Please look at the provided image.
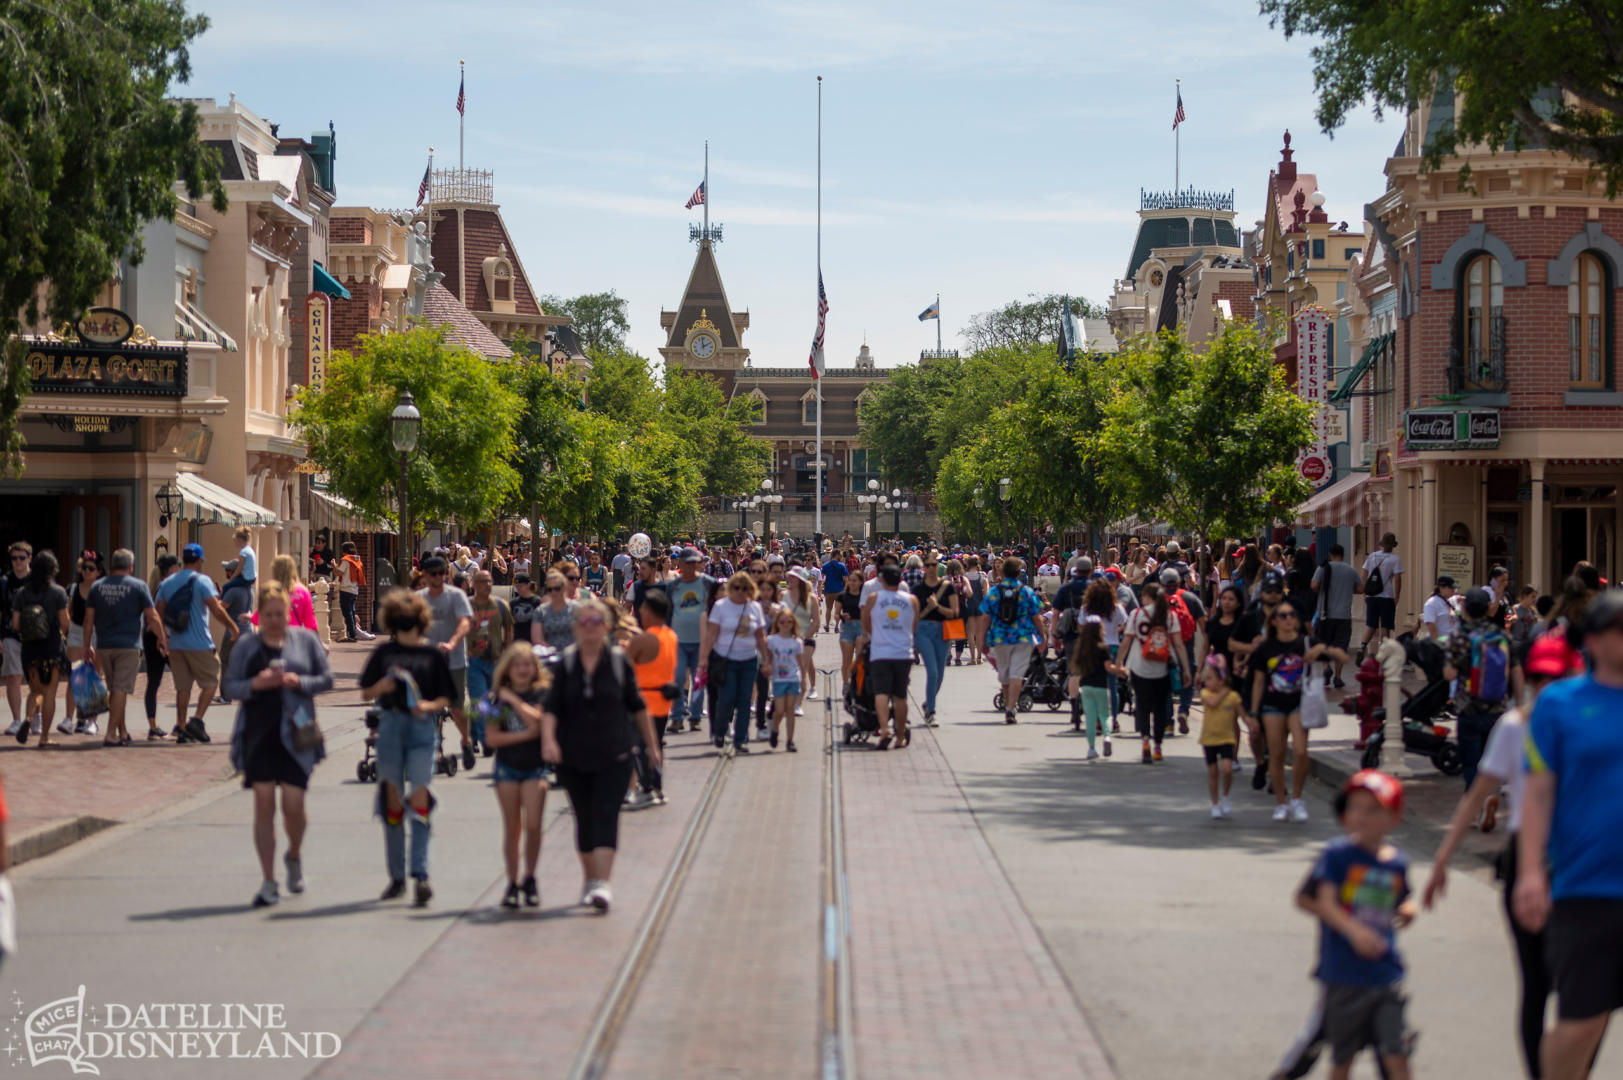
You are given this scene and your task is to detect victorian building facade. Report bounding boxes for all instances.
[1107,186,1255,349]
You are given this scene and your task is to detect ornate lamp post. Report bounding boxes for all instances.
[390,390,422,569]
[890,488,909,538]
[155,481,182,528]
[997,476,1012,546]
[760,478,783,542]
[973,486,984,549]
[862,478,881,544]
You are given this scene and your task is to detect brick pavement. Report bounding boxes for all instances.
[837,660,1118,1079]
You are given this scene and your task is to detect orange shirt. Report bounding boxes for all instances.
[636,625,678,718]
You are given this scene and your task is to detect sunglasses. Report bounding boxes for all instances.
[427,571,446,578]
[566,575,581,582]
[10,554,28,562]
[546,586,564,593]
[1274,611,1299,621]
[577,616,606,629]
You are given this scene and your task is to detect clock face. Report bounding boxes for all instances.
[690,333,717,359]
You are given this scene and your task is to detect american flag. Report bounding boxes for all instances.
[416,159,431,207]
[1172,87,1185,131]
[456,70,465,116]
[808,271,828,379]
[685,181,705,210]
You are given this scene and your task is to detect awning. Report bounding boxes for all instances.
[1329,333,1390,403]
[1295,472,1370,528]
[310,489,391,534]
[312,262,352,301]
[174,472,279,527]
[175,300,239,351]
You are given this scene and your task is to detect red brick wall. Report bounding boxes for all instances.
[329,216,370,245]
[1216,280,1257,323]
[460,208,542,317]
[1405,206,1623,430]
[331,277,380,353]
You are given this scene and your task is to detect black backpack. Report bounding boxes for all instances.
[162,574,196,634]
[995,582,1022,625]
[1365,555,1386,598]
[17,595,52,644]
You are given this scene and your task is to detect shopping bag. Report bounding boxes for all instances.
[1300,665,1330,730]
[69,661,109,719]
[942,618,967,642]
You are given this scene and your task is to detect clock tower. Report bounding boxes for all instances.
[659,237,749,391]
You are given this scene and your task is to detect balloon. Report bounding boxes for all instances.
[628,532,651,559]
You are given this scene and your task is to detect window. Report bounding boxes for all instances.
[848,449,879,492]
[1457,253,1505,390]
[1344,247,1360,262]
[1312,239,1325,261]
[745,388,768,425]
[801,389,818,425]
[1569,252,1606,388]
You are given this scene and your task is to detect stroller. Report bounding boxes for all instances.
[841,642,880,746]
[356,706,460,782]
[992,648,1068,713]
[1358,635,1463,775]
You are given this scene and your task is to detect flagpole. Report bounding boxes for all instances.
[936,293,941,353]
[703,140,709,241]
[459,61,465,169]
[427,147,435,249]
[814,76,823,543]
[1174,78,1180,201]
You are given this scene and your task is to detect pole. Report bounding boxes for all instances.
[1174,78,1180,201]
[426,147,435,249]
[814,76,823,543]
[399,451,411,574]
[703,140,709,241]
[935,293,941,354]
[459,60,465,170]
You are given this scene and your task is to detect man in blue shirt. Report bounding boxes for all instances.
[822,551,850,630]
[155,542,238,743]
[1516,589,1623,1077]
[84,548,167,744]
[666,548,713,732]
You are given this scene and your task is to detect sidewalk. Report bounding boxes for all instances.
[3,638,378,865]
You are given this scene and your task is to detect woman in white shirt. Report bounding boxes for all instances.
[1422,576,1460,639]
[697,572,770,753]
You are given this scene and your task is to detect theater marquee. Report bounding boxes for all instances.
[26,341,187,397]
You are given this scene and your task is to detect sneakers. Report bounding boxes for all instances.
[147,727,166,741]
[501,882,522,909]
[624,790,655,812]
[461,743,476,770]
[3,718,19,738]
[57,716,76,735]
[1102,737,1112,758]
[284,854,304,894]
[736,743,751,754]
[584,880,612,913]
[1086,748,1100,761]
[689,719,702,732]
[521,875,539,907]
[651,791,668,806]
[1480,794,1499,834]
[1252,761,1269,791]
[924,710,937,727]
[81,719,98,736]
[794,705,805,717]
[1111,718,1121,734]
[713,735,726,749]
[1210,804,1224,819]
[807,687,818,700]
[769,731,779,749]
[786,740,798,753]
[14,718,27,745]
[184,717,210,743]
[252,880,280,908]
[756,725,769,740]
[357,629,377,641]
[1141,739,1153,764]
[1005,711,1017,725]
[73,718,89,735]
[1291,798,1310,823]
[1153,744,1164,762]
[1272,804,1291,822]
[1219,796,1233,818]
[1177,715,1189,736]
[412,877,433,907]
[379,879,407,901]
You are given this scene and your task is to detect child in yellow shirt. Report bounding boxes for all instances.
[1199,655,1243,819]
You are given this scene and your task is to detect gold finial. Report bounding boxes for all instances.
[692,309,718,332]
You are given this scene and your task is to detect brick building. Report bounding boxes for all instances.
[1336,87,1623,612]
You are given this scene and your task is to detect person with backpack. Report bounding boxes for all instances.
[979,557,1047,725]
[1119,581,1189,762]
[1358,533,1404,663]
[1445,587,1522,799]
[335,541,373,642]
[1160,568,1206,735]
[84,548,167,747]
[10,550,70,748]
[465,569,513,758]
[155,542,240,744]
[1,542,31,740]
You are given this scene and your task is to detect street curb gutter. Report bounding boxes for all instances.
[9,815,118,868]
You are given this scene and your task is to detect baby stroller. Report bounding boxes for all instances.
[356,705,460,781]
[842,642,880,745]
[1357,635,1463,775]
[992,648,1067,713]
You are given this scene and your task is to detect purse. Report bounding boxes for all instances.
[289,700,325,752]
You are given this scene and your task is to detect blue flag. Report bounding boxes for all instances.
[918,301,939,322]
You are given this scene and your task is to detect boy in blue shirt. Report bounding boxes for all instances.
[1298,770,1416,1080]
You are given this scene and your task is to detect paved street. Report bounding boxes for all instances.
[6,634,1611,1078]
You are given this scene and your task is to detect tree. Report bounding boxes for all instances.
[538,290,631,354]
[1261,0,1623,193]
[583,347,659,425]
[855,354,962,491]
[290,326,520,548]
[0,0,226,471]
[661,369,771,497]
[1089,321,1315,545]
[961,293,1106,353]
[498,353,587,565]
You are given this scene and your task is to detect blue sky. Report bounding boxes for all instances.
[184,0,1402,371]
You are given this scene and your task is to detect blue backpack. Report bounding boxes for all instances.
[1465,624,1511,704]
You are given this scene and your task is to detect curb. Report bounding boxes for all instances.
[9,815,119,868]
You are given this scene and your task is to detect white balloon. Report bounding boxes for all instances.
[628,532,651,559]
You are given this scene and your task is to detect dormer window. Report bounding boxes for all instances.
[745,387,769,425]
[855,387,878,418]
[482,243,516,314]
[801,388,819,425]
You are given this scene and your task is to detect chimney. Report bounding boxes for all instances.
[1277,130,1297,192]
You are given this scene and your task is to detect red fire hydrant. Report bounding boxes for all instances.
[1342,657,1385,749]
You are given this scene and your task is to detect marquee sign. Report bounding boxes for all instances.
[1294,306,1333,484]
[26,341,187,398]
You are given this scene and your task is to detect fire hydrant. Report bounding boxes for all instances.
[1343,657,1384,749]
[1377,636,1409,774]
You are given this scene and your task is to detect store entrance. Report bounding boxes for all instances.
[0,496,66,569]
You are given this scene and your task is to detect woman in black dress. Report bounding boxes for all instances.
[225,583,333,908]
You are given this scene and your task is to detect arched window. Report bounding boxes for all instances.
[1460,253,1503,389]
[801,388,818,425]
[1570,252,1607,388]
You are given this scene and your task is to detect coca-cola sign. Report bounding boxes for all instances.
[1404,408,1501,449]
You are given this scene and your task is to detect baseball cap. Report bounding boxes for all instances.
[221,558,240,575]
[1341,769,1404,818]
[678,546,704,563]
[766,553,786,566]
[1159,568,1182,587]
[1525,634,1583,678]
[1435,574,1457,589]
[1260,569,1285,592]
[181,542,205,562]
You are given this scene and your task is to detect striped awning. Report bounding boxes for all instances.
[175,300,239,351]
[310,489,390,534]
[174,472,278,527]
[1295,472,1370,528]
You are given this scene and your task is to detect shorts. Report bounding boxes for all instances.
[1546,898,1623,1019]
[168,648,221,697]
[1323,982,1409,1064]
[869,659,912,698]
[66,624,85,649]
[1202,744,1236,764]
[772,679,802,699]
[98,648,141,695]
[493,759,557,785]
[448,666,468,710]
[992,643,1035,679]
[1260,706,1295,721]
[803,637,816,649]
[24,654,63,685]
[840,620,863,644]
[1,638,19,679]
[1365,597,1396,630]
[1317,617,1352,652]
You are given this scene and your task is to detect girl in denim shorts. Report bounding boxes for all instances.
[482,641,555,909]
[766,609,804,752]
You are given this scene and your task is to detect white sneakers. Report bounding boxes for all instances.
[1086,748,1100,761]
[1291,798,1310,823]
[284,854,304,894]
[56,716,75,735]
[252,880,280,908]
[3,719,19,737]
[1272,804,1291,822]
[1210,804,1224,819]
[1210,798,1233,819]
[583,880,612,913]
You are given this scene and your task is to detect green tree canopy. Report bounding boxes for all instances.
[583,347,659,425]
[0,0,226,471]
[1088,320,1315,543]
[290,326,520,543]
[1262,0,1623,192]
[538,290,631,354]
[961,293,1106,353]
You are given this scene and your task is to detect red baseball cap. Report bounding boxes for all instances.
[1343,769,1404,817]
[1526,634,1584,679]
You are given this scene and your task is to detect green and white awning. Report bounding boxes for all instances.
[1330,333,1392,403]
[175,300,239,351]
[174,472,279,527]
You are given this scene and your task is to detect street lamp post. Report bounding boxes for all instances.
[891,488,908,538]
[997,476,1012,547]
[390,391,422,570]
[760,479,783,543]
[973,486,984,549]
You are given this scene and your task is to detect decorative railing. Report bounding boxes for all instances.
[429,167,494,205]
[918,349,960,362]
[1448,313,1509,394]
[1140,187,1235,212]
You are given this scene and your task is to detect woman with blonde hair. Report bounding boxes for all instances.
[534,569,578,650]
[225,582,332,907]
[483,641,552,908]
[265,554,323,643]
[698,571,770,752]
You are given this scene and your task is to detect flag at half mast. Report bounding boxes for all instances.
[809,271,828,378]
[685,181,706,209]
